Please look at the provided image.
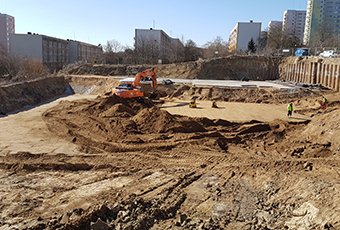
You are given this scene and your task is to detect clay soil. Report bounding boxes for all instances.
[0,87,339,230]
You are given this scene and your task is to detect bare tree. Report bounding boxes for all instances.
[267,26,283,51]
[202,36,229,59]
[184,39,202,62]
[281,33,301,49]
[0,46,19,78]
[104,40,124,53]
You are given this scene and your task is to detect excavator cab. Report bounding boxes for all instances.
[112,67,157,99]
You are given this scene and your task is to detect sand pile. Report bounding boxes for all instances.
[43,95,230,153]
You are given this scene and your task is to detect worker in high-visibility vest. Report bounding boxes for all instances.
[287,102,293,117]
[321,96,328,109]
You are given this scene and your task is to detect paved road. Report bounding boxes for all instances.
[115,76,296,89]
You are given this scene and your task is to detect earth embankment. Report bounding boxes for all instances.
[61,56,281,80]
[0,76,68,115]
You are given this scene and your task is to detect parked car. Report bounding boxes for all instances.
[162,79,174,85]
[319,50,337,58]
[294,48,309,57]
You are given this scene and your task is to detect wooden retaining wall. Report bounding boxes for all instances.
[279,57,340,92]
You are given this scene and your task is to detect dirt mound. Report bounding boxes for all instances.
[133,107,207,133]
[298,109,340,154]
[43,94,287,155]
[43,95,229,153]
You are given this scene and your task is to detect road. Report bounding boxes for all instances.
[113,76,296,89]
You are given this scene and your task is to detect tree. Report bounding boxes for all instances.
[247,38,256,53]
[103,40,124,53]
[203,36,229,59]
[267,26,282,51]
[0,46,19,78]
[184,39,202,61]
[257,31,268,53]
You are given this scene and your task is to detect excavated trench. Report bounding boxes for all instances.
[0,73,339,229]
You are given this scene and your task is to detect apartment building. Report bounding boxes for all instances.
[0,13,15,53]
[135,28,184,63]
[228,21,261,54]
[68,40,102,64]
[304,0,340,46]
[282,10,306,44]
[10,33,102,70]
[10,33,68,70]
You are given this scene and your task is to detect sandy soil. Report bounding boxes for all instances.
[0,90,339,230]
[0,95,95,156]
[161,100,310,122]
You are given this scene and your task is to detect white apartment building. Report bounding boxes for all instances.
[282,10,306,44]
[0,13,15,53]
[68,40,103,64]
[304,0,340,46]
[135,28,184,63]
[228,21,261,54]
[10,33,102,70]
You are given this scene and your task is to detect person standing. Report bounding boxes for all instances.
[321,95,328,109]
[287,102,293,117]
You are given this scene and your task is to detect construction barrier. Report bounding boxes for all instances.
[279,57,340,92]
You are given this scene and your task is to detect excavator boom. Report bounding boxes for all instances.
[112,67,157,99]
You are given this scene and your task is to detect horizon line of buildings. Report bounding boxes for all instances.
[228,0,339,54]
[1,0,339,66]
[0,13,102,70]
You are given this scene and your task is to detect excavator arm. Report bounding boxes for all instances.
[133,67,157,89]
[113,67,157,99]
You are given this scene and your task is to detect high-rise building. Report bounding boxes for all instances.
[0,13,15,53]
[304,0,340,46]
[135,28,184,63]
[282,10,306,44]
[228,21,261,54]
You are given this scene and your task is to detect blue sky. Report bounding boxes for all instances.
[1,0,307,48]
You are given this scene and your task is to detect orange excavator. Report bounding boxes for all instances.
[112,67,157,98]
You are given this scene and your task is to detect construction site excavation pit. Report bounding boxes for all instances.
[0,74,340,230]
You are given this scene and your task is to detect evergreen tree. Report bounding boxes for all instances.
[247,38,256,53]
